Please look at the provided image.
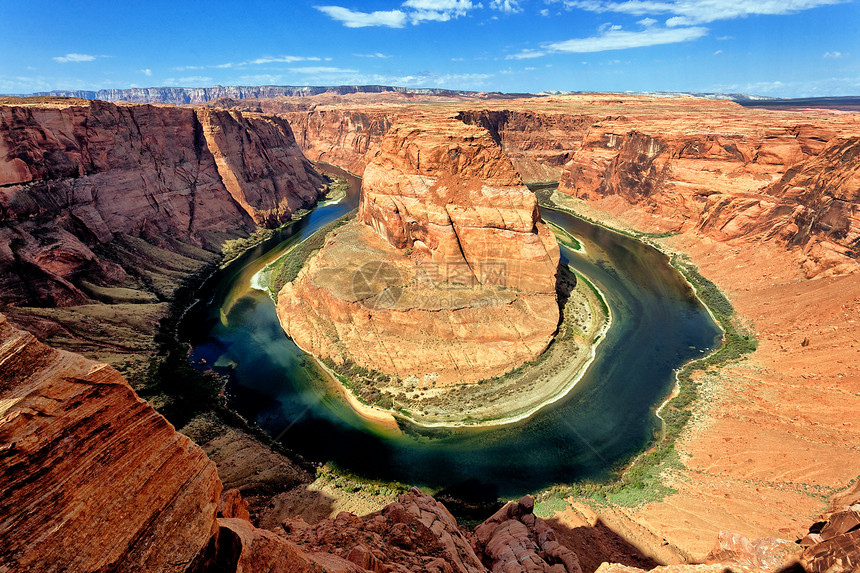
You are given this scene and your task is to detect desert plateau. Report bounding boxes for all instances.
[2,1,859,572]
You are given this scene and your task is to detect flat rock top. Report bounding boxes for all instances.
[309,220,518,311]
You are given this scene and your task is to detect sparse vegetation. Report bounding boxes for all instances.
[220,228,274,265]
[264,211,355,297]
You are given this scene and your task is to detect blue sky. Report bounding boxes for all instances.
[2,0,858,97]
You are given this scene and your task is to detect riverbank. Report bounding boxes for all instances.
[269,223,611,427]
[540,192,860,561]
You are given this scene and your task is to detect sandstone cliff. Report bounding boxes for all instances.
[284,107,393,175]
[0,98,325,307]
[553,98,860,277]
[0,312,221,571]
[277,116,560,386]
[456,109,595,183]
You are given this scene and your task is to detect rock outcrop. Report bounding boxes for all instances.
[475,495,583,573]
[277,117,560,385]
[358,119,559,293]
[283,487,487,573]
[554,97,860,277]
[0,313,221,571]
[0,98,325,307]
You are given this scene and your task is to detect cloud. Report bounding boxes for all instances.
[354,52,392,58]
[141,68,152,76]
[489,0,523,13]
[508,24,707,58]
[823,51,845,58]
[714,49,722,55]
[287,66,358,74]
[540,8,550,15]
[637,16,657,25]
[559,0,845,26]
[315,5,408,27]
[216,55,324,69]
[53,53,98,63]
[316,0,479,27]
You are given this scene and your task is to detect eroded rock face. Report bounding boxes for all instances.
[277,117,559,385]
[555,100,860,278]
[456,109,595,184]
[283,488,486,573]
[358,119,559,294]
[475,495,583,573]
[284,108,394,175]
[0,313,221,571]
[698,137,860,277]
[0,99,325,306]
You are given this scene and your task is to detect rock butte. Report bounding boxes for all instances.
[1,93,859,572]
[276,116,561,385]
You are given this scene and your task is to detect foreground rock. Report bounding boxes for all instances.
[277,117,560,388]
[283,487,487,573]
[475,495,583,573]
[0,313,221,571]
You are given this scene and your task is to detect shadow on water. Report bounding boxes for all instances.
[181,172,722,501]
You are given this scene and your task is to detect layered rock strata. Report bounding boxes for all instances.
[554,98,860,277]
[277,117,560,385]
[0,98,325,307]
[0,313,222,571]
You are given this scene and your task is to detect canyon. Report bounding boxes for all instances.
[1,92,859,572]
[0,96,325,380]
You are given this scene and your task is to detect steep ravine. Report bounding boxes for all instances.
[0,97,326,379]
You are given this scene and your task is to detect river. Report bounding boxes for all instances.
[181,165,721,500]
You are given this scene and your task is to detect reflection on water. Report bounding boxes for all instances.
[181,169,721,498]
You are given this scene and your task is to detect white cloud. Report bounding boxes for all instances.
[637,16,657,25]
[509,49,550,59]
[317,0,479,27]
[540,8,551,15]
[823,51,845,58]
[354,52,392,58]
[402,0,475,10]
[714,49,722,55]
[141,68,152,76]
[314,6,409,27]
[560,0,845,25]
[490,0,523,13]
[508,24,707,57]
[216,55,323,69]
[53,53,98,63]
[288,66,358,74]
